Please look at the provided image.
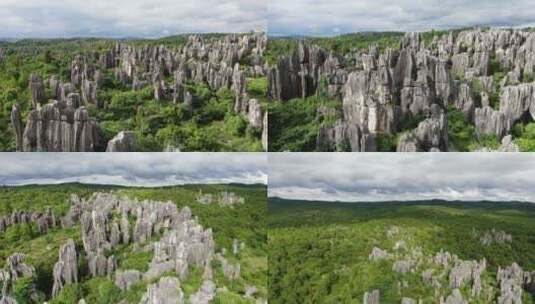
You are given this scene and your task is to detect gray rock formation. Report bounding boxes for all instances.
[29,73,45,109]
[363,289,380,304]
[369,247,390,261]
[52,239,78,297]
[441,289,468,304]
[218,192,245,207]
[497,263,529,304]
[0,209,55,234]
[10,104,23,151]
[21,102,100,152]
[106,131,137,152]
[189,280,216,304]
[271,28,535,151]
[115,269,142,291]
[397,105,448,152]
[480,229,513,246]
[139,276,184,304]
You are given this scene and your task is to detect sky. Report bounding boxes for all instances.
[268,0,535,36]
[0,0,266,38]
[0,153,267,187]
[269,153,535,203]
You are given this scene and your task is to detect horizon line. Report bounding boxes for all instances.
[268,196,535,204]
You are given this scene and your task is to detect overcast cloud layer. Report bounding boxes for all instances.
[269,153,535,202]
[269,0,535,36]
[0,153,267,186]
[0,0,266,38]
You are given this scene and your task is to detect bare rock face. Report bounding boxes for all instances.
[480,229,513,246]
[52,239,78,297]
[139,276,184,304]
[215,254,240,280]
[29,73,46,109]
[441,289,468,304]
[0,210,55,234]
[393,260,413,274]
[115,269,142,291]
[262,112,268,151]
[246,99,263,129]
[106,131,137,152]
[363,289,380,304]
[397,105,448,152]
[369,247,390,261]
[497,263,529,304]
[20,102,100,152]
[188,280,216,304]
[10,104,23,151]
[218,192,245,207]
[269,29,535,151]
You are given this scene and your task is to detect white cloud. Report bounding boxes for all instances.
[268,0,535,36]
[0,153,267,186]
[268,153,535,202]
[0,0,266,38]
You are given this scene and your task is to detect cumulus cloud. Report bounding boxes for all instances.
[268,153,535,202]
[0,153,267,186]
[0,0,266,38]
[268,0,535,36]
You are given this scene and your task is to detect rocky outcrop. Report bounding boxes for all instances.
[10,104,23,151]
[0,209,55,234]
[189,280,216,304]
[369,247,390,261]
[59,192,217,298]
[497,263,530,304]
[106,131,137,152]
[29,73,46,109]
[441,289,468,304]
[11,33,267,152]
[479,229,513,246]
[262,112,268,151]
[397,105,448,152]
[115,269,142,291]
[363,289,380,304]
[139,277,184,304]
[218,192,245,207]
[0,254,37,304]
[52,239,78,297]
[271,28,535,151]
[21,102,100,152]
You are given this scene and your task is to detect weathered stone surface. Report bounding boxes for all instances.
[262,112,268,151]
[106,131,137,152]
[441,289,468,304]
[139,276,184,304]
[115,269,142,291]
[363,289,380,304]
[29,73,45,108]
[21,102,99,152]
[270,29,535,151]
[189,280,216,304]
[397,105,448,152]
[497,263,528,304]
[10,104,23,151]
[0,210,55,234]
[369,247,390,261]
[52,239,78,297]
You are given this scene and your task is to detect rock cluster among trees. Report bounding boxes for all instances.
[269,28,535,151]
[10,33,268,152]
[362,225,534,303]
[0,191,262,303]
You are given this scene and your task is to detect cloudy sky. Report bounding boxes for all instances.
[268,0,535,36]
[0,0,266,38]
[269,153,535,203]
[0,153,267,186]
